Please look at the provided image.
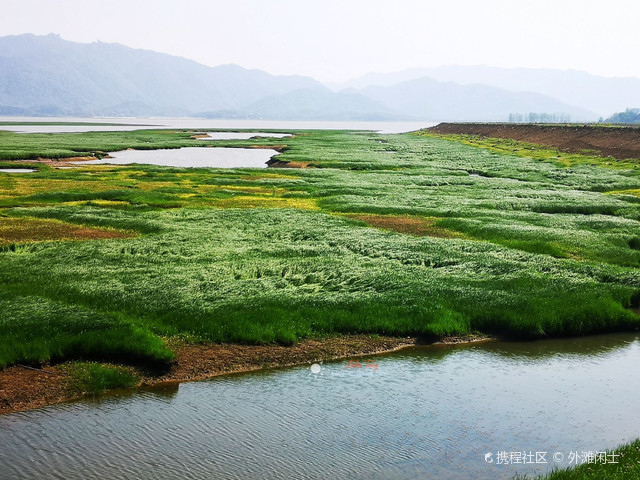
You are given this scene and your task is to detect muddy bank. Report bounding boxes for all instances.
[267,158,310,168]
[0,335,422,415]
[0,334,496,415]
[428,123,640,160]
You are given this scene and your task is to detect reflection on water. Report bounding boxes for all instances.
[1,333,639,480]
[0,168,36,173]
[74,147,279,168]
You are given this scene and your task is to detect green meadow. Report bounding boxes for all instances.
[0,128,639,371]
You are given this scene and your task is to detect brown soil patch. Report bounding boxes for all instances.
[48,156,98,162]
[0,335,415,415]
[432,333,496,345]
[267,159,310,168]
[24,156,98,165]
[0,217,134,245]
[19,156,118,168]
[152,335,415,384]
[348,214,463,238]
[0,365,73,415]
[249,144,286,153]
[428,123,640,160]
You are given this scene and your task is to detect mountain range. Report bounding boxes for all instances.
[331,66,640,118]
[1,34,638,121]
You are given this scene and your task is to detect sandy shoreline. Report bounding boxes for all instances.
[0,333,493,416]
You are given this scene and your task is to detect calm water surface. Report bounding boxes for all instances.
[75,147,279,168]
[0,116,434,134]
[1,333,639,479]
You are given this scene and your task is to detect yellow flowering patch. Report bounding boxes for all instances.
[194,184,281,195]
[214,195,318,210]
[134,181,188,191]
[607,189,640,197]
[0,178,116,197]
[243,173,299,180]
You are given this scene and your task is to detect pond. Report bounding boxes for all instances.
[1,333,639,479]
[74,147,280,168]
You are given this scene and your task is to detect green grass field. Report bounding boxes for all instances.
[0,127,639,373]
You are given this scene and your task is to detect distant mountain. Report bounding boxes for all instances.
[0,33,323,117]
[0,34,607,121]
[232,86,400,121]
[335,66,640,117]
[193,85,398,121]
[352,77,596,122]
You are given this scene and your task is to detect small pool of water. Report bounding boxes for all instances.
[0,168,36,173]
[1,333,639,479]
[74,147,279,168]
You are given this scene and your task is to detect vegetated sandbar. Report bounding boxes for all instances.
[0,126,638,414]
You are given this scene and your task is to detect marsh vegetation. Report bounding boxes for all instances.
[0,127,639,385]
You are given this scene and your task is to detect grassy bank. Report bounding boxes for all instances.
[522,439,640,479]
[0,128,639,374]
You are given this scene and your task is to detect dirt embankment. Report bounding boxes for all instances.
[428,123,640,160]
[0,336,413,415]
[0,334,494,415]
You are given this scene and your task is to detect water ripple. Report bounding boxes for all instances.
[1,333,640,479]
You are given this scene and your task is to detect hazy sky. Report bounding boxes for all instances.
[2,0,640,82]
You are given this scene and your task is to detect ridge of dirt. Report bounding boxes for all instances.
[428,123,640,160]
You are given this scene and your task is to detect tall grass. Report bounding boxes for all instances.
[0,128,639,369]
[63,362,139,395]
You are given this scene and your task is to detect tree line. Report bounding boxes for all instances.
[507,112,572,123]
[602,108,640,124]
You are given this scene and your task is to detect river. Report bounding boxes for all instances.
[1,333,638,479]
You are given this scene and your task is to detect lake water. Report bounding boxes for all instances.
[0,116,434,134]
[74,147,280,169]
[1,333,639,480]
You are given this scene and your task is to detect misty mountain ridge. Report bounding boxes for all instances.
[195,86,403,121]
[349,77,594,122]
[0,33,629,121]
[334,65,640,117]
[0,34,324,116]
